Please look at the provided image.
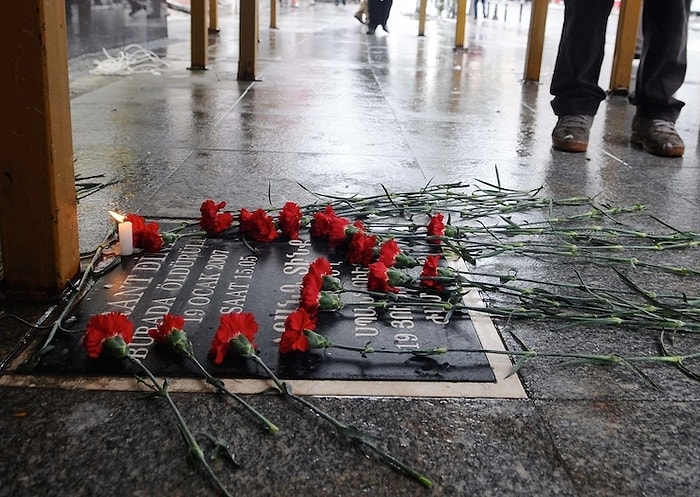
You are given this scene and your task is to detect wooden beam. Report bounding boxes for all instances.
[418,0,428,37]
[609,0,642,94]
[523,0,549,82]
[238,0,259,81]
[209,0,220,33]
[190,0,208,70]
[271,0,278,30]
[0,1,79,299]
[454,0,468,50]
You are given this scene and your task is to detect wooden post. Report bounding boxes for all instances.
[523,0,549,82]
[418,0,428,37]
[0,1,79,299]
[190,0,208,70]
[271,0,278,30]
[238,0,259,81]
[209,0,220,33]
[609,0,642,94]
[454,0,468,50]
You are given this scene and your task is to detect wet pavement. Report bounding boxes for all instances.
[2,2,700,496]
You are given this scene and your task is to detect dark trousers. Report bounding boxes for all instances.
[472,0,486,18]
[367,0,393,30]
[550,0,691,122]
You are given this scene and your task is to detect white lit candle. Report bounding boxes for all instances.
[109,210,134,256]
[118,220,134,256]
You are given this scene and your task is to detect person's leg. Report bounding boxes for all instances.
[629,0,690,157]
[381,0,393,30]
[366,0,379,33]
[550,0,615,117]
[631,0,690,121]
[355,0,368,23]
[550,0,614,152]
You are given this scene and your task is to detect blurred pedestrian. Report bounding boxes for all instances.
[472,0,486,19]
[550,0,690,157]
[367,0,392,34]
[354,0,368,24]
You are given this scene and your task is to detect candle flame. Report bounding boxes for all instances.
[108,210,126,223]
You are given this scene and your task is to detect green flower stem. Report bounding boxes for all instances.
[467,270,682,299]
[313,339,700,378]
[301,181,605,221]
[460,243,700,276]
[126,356,233,497]
[28,229,116,370]
[185,353,280,434]
[247,353,433,489]
[319,340,447,357]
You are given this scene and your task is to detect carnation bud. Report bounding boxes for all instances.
[166,328,191,356]
[304,330,332,349]
[161,232,180,244]
[445,225,459,238]
[394,253,419,268]
[102,336,130,360]
[387,268,414,287]
[318,291,344,311]
[321,275,343,291]
[228,334,256,357]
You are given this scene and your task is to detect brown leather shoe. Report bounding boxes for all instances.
[552,115,594,153]
[630,115,684,158]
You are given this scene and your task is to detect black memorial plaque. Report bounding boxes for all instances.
[31,227,495,383]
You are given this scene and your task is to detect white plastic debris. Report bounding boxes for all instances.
[90,44,171,76]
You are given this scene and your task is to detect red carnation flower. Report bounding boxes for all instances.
[239,208,279,243]
[83,312,134,359]
[126,213,163,253]
[368,262,399,293]
[420,254,444,290]
[302,257,331,289]
[309,257,332,277]
[327,217,357,248]
[148,313,190,356]
[279,308,317,354]
[278,202,303,239]
[367,262,414,294]
[377,239,418,268]
[199,199,234,235]
[300,278,322,317]
[426,212,445,244]
[300,277,343,317]
[149,313,185,342]
[209,312,259,365]
[346,231,378,266]
[310,205,340,239]
[138,226,164,252]
[378,239,401,267]
[302,257,342,292]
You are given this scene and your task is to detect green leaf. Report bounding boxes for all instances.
[199,432,240,467]
[339,424,380,444]
[505,355,530,378]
